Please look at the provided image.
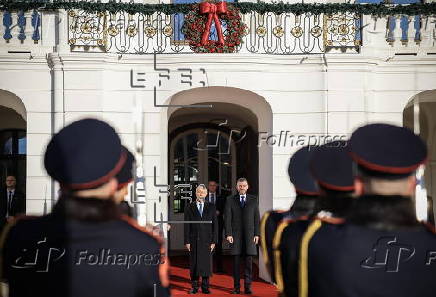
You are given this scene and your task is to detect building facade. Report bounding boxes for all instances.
[1,0,436,280]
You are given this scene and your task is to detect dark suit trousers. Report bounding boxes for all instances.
[233,255,252,289]
[190,273,209,290]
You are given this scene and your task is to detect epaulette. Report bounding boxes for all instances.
[299,220,324,297]
[120,215,164,244]
[317,217,345,225]
[273,219,296,292]
[259,211,271,266]
[120,215,170,287]
[423,222,436,234]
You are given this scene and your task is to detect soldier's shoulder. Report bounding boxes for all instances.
[7,214,50,231]
[1,214,52,245]
[117,216,164,248]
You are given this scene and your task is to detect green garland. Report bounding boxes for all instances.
[1,0,436,17]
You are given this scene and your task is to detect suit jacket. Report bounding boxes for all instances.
[224,194,260,255]
[205,193,225,216]
[0,188,25,218]
[184,201,218,245]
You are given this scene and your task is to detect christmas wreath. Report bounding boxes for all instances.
[181,0,246,53]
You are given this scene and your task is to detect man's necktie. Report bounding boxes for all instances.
[8,191,12,216]
[199,203,203,217]
[240,195,246,208]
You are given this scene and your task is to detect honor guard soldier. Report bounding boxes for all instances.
[273,140,355,297]
[260,146,319,283]
[299,123,436,297]
[0,119,170,297]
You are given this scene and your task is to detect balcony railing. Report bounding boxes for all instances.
[1,10,41,45]
[1,7,435,54]
[67,10,359,54]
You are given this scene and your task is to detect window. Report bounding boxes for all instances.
[0,129,26,194]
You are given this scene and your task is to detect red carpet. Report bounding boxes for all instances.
[170,256,278,297]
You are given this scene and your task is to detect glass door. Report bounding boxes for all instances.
[168,127,236,251]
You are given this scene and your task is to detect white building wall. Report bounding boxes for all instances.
[2,53,436,213]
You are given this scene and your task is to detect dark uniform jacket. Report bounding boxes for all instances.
[260,209,290,282]
[184,201,218,277]
[274,219,310,297]
[260,195,317,283]
[224,194,260,256]
[274,194,353,297]
[300,195,436,297]
[0,196,170,297]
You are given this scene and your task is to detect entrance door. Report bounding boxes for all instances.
[168,127,237,251]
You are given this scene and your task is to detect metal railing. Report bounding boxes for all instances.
[1,8,435,54]
[66,10,359,54]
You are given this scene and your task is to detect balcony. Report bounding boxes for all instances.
[1,2,435,55]
[66,10,359,54]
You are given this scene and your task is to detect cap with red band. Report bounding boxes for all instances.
[310,140,355,192]
[288,146,319,196]
[44,118,126,190]
[115,146,135,190]
[349,123,427,179]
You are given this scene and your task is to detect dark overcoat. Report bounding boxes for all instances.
[224,194,260,256]
[184,201,218,277]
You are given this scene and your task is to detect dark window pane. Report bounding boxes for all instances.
[0,131,13,155]
[18,136,26,155]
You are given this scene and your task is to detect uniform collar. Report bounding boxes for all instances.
[347,195,420,230]
[53,195,121,222]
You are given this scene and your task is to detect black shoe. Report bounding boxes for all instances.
[244,288,252,294]
[232,288,240,294]
[188,288,198,294]
[202,288,211,294]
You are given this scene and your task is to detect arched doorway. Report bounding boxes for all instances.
[403,90,436,224]
[162,86,273,280]
[168,102,259,251]
[0,90,27,197]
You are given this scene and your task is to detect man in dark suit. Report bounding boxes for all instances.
[206,180,225,272]
[0,175,25,226]
[225,178,260,294]
[184,184,218,294]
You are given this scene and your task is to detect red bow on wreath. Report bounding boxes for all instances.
[199,1,227,46]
